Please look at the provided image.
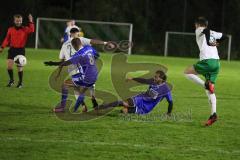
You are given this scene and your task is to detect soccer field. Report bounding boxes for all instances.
[0,48,240,160]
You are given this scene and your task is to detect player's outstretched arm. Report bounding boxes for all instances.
[127,77,154,84]
[44,61,63,66]
[59,59,72,67]
[90,39,115,48]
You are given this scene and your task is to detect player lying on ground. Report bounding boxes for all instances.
[54,38,99,113]
[44,27,113,112]
[184,17,227,126]
[96,70,173,115]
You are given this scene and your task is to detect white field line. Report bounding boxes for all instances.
[0,137,240,155]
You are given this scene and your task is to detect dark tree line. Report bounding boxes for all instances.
[0,0,240,59]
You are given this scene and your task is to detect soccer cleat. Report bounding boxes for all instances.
[53,106,65,113]
[16,82,23,88]
[205,81,215,94]
[6,80,14,87]
[205,113,218,126]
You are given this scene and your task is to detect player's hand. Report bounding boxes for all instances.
[28,14,33,22]
[126,77,133,82]
[209,42,219,47]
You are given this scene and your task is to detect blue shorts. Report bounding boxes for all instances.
[131,95,157,114]
[72,79,95,88]
[72,73,96,88]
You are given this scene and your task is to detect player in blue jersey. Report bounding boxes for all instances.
[96,70,173,115]
[54,38,99,113]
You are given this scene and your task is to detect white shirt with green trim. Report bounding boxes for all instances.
[195,27,222,61]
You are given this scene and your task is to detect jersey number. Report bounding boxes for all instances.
[88,54,94,65]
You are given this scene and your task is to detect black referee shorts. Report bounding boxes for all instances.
[8,47,25,60]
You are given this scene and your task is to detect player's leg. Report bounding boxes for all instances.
[53,79,73,112]
[204,61,219,126]
[120,98,136,114]
[6,48,15,87]
[16,65,23,88]
[15,48,25,88]
[184,65,205,87]
[96,99,124,110]
[73,88,88,112]
[90,84,98,108]
[96,98,135,113]
[73,86,88,112]
[6,59,14,87]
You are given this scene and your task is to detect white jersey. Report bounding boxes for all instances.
[59,37,91,76]
[195,27,222,61]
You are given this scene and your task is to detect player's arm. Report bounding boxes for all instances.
[202,28,212,46]
[0,28,11,53]
[44,60,64,66]
[45,43,68,66]
[25,14,35,33]
[202,28,227,46]
[55,59,73,79]
[165,92,173,115]
[127,77,154,84]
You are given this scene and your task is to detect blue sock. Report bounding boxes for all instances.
[74,95,85,112]
[61,87,68,108]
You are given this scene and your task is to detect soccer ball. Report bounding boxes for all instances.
[14,55,27,66]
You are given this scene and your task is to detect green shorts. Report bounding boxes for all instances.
[193,59,220,84]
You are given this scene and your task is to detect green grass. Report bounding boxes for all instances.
[0,48,240,160]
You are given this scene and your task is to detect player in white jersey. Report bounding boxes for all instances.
[45,27,114,112]
[184,17,227,126]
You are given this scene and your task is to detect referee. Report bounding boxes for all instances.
[0,14,34,88]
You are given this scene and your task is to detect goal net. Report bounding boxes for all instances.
[35,17,133,54]
[164,31,232,61]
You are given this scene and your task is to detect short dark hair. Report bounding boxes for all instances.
[155,70,167,82]
[71,38,81,48]
[13,14,22,19]
[70,27,80,34]
[195,16,208,27]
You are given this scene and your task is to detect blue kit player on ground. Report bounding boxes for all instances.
[96,70,173,115]
[54,38,99,113]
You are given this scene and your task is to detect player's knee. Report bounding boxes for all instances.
[7,62,14,69]
[184,68,190,74]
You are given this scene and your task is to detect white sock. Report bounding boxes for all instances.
[205,90,216,115]
[185,74,205,87]
[209,93,217,115]
[74,90,80,100]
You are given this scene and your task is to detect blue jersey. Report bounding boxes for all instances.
[69,46,98,85]
[132,82,172,114]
